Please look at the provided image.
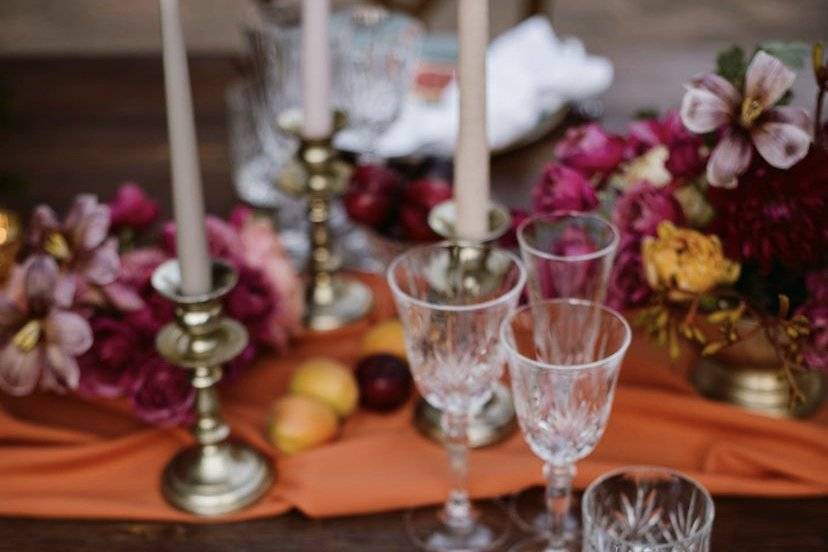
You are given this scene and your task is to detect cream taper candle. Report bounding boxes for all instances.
[159,0,211,295]
[302,0,333,138]
[454,0,490,240]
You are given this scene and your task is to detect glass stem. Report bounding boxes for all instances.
[545,463,575,548]
[441,410,473,532]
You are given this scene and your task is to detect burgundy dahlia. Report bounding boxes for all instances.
[77,316,144,398]
[709,147,828,272]
[131,356,195,427]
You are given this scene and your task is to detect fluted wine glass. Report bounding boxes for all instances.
[582,466,715,552]
[388,243,527,551]
[517,212,619,304]
[501,299,632,552]
[512,212,619,533]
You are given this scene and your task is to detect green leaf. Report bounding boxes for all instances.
[758,41,810,69]
[716,45,748,87]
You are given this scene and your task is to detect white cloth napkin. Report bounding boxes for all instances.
[336,16,613,158]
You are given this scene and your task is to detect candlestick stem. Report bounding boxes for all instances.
[152,259,273,516]
[278,110,373,331]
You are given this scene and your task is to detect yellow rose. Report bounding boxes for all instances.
[642,221,740,301]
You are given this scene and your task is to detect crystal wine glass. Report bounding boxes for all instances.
[582,466,715,552]
[388,243,527,551]
[338,5,423,162]
[501,299,632,551]
[517,212,620,304]
[512,212,620,533]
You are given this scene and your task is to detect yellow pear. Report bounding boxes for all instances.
[289,358,359,417]
[360,319,408,360]
[269,395,338,455]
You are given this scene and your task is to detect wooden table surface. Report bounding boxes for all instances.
[1,56,827,551]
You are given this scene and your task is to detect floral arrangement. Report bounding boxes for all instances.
[0,184,303,425]
[529,43,827,397]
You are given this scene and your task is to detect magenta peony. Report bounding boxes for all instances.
[235,210,303,350]
[77,316,144,398]
[628,110,706,178]
[532,163,599,214]
[131,356,195,426]
[554,123,626,178]
[613,182,685,238]
[607,236,652,310]
[109,183,159,231]
[709,147,828,272]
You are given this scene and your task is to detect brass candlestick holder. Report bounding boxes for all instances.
[152,259,273,516]
[414,199,518,448]
[277,110,373,331]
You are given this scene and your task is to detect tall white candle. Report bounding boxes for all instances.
[302,0,333,138]
[454,0,490,240]
[159,0,212,295]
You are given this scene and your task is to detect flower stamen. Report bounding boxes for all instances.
[13,319,42,353]
[44,231,72,262]
[740,97,763,127]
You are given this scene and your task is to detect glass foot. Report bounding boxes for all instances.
[404,501,511,552]
[509,487,579,536]
[507,535,580,552]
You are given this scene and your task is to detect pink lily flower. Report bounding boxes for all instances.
[28,195,142,311]
[680,50,813,188]
[0,255,93,395]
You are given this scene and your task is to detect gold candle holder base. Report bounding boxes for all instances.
[278,109,373,331]
[152,260,273,516]
[413,199,517,448]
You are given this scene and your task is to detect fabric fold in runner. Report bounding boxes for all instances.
[0,273,826,523]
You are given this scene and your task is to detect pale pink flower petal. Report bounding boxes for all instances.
[0,344,41,396]
[751,120,812,169]
[83,237,120,286]
[102,282,145,311]
[680,85,736,134]
[28,205,60,247]
[53,275,77,309]
[64,194,97,231]
[45,310,93,356]
[706,131,753,188]
[745,50,796,110]
[72,202,111,252]
[761,105,813,134]
[23,255,59,311]
[689,73,741,108]
[41,345,81,392]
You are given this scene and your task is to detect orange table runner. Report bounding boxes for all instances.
[1,274,826,522]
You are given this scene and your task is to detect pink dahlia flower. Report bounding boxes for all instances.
[533,163,599,214]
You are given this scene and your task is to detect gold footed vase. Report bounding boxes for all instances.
[690,319,826,418]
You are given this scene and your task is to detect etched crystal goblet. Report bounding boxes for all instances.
[501,299,632,551]
[388,243,527,551]
[582,466,715,552]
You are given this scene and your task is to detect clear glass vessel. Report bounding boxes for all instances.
[388,243,526,551]
[517,212,619,304]
[582,466,715,552]
[501,299,632,552]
